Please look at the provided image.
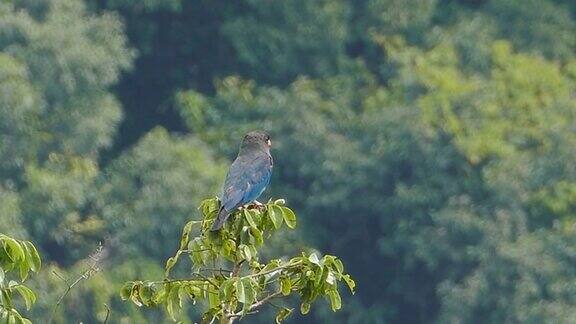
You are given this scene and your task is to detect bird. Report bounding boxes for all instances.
[211,130,273,231]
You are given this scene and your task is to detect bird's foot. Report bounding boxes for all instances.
[247,200,265,210]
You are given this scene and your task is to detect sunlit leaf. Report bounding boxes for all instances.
[342,274,356,294]
[22,242,40,273]
[300,302,311,315]
[269,205,284,229]
[327,289,341,311]
[308,253,320,266]
[281,207,297,229]
[165,256,178,277]
[241,278,255,314]
[275,307,293,323]
[250,226,264,246]
[208,283,219,309]
[120,282,133,300]
[244,209,258,228]
[14,285,35,310]
[280,276,291,296]
[235,278,246,303]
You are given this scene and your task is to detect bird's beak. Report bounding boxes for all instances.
[267,139,272,147]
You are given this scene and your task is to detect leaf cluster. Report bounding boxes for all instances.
[121,198,354,323]
[0,235,41,324]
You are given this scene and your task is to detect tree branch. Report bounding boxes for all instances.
[228,291,283,320]
[246,261,302,279]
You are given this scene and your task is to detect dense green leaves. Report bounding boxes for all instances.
[0,235,40,323]
[121,199,354,322]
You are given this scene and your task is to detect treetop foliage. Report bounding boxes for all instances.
[121,198,355,323]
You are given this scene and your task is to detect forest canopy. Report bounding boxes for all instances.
[1,0,576,322]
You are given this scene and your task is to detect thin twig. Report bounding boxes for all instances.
[228,310,259,320]
[147,278,219,295]
[103,304,110,324]
[201,268,233,273]
[195,272,220,289]
[227,291,282,320]
[248,291,283,312]
[48,244,104,324]
[226,291,282,323]
[179,248,212,253]
[267,301,283,310]
[246,261,302,279]
[150,275,214,286]
[231,260,245,278]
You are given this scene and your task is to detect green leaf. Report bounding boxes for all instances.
[207,283,219,309]
[3,238,24,263]
[219,279,234,301]
[326,270,336,285]
[269,205,284,229]
[342,274,356,294]
[14,285,35,310]
[327,289,341,311]
[189,239,205,266]
[308,253,320,266]
[140,284,153,306]
[130,282,144,307]
[249,226,264,246]
[120,282,133,300]
[18,262,28,282]
[235,278,246,304]
[275,307,293,323]
[200,198,219,218]
[281,207,297,229]
[244,209,258,228]
[179,221,195,250]
[300,302,311,315]
[239,244,252,262]
[166,283,181,320]
[0,267,4,284]
[153,285,168,304]
[241,278,255,314]
[280,276,291,296]
[1,289,13,308]
[333,259,344,274]
[320,266,330,287]
[165,256,177,277]
[22,242,40,273]
[12,312,25,324]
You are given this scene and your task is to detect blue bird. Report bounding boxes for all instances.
[211,131,273,231]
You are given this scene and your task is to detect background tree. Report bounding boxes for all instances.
[1,0,576,322]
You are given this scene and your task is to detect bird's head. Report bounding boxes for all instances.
[240,130,271,152]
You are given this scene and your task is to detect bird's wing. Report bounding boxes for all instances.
[220,153,272,212]
[244,153,273,202]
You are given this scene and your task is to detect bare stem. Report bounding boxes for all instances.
[48,244,103,324]
[246,261,302,279]
[103,304,110,324]
[228,291,283,320]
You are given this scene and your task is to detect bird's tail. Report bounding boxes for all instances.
[210,206,229,231]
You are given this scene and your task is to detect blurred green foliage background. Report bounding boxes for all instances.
[1,0,576,322]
